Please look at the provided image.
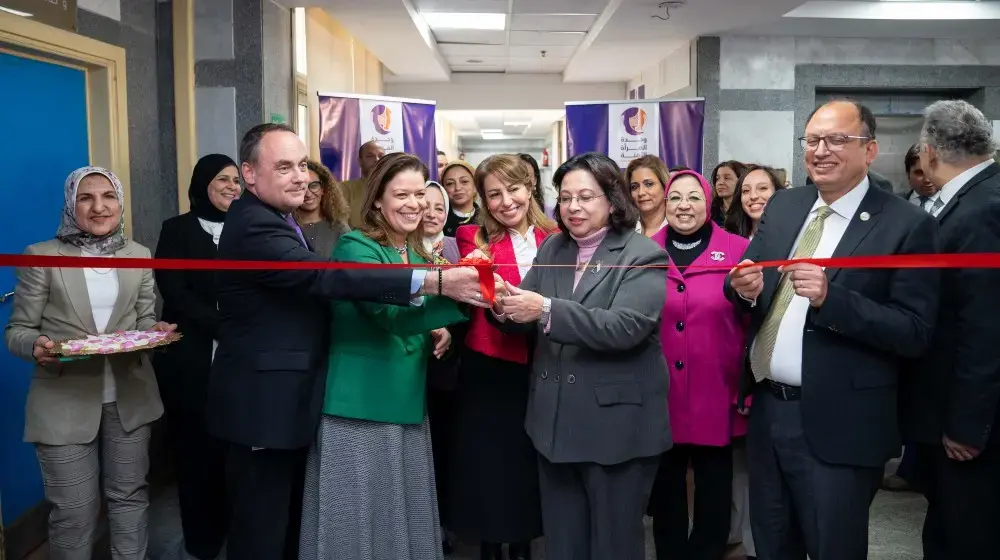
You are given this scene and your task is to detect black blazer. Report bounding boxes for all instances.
[901,162,1000,449]
[206,191,414,450]
[726,183,940,468]
[153,212,221,412]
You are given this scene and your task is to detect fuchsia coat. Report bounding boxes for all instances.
[652,170,750,447]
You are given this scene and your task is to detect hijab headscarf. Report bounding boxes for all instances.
[56,166,127,255]
[189,153,238,223]
[422,180,450,256]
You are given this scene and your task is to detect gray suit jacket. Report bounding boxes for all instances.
[496,228,672,465]
[4,239,163,445]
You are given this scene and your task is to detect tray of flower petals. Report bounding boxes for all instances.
[54,330,182,356]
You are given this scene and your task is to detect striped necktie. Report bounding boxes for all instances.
[749,206,833,382]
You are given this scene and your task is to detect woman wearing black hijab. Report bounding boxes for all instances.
[153,153,241,560]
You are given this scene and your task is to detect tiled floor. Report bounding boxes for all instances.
[24,461,927,560]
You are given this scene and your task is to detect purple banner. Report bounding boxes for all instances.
[318,94,438,182]
[318,96,361,182]
[402,102,439,182]
[565,99,706,173]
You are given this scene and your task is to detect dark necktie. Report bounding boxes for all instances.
[918,195,930,208]
[284,214,309,247]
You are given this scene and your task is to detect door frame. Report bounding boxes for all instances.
[0,10,132,236]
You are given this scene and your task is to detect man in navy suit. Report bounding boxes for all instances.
[727,100,940,560]
[208,123,492,560]
[901,100,1000,560]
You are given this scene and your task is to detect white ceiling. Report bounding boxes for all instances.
[438,109,565,138]
[303,0,1000,84]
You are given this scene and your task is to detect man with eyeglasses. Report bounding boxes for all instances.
[726,99,940,560]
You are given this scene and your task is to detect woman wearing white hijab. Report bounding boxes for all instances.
[5,166,174,560]
[422,180,460,263]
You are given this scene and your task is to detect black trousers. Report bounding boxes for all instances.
[537,454,658,560]
[647,444,734,560]
[168,410,230,559]
[917,443,1000,560]
[747,390,881,560]
[226,445,308,560]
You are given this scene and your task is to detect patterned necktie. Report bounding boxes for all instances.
[749,206,834,382]
[928,197,945,216]
[918,195,930,209]
[284,214,309,247]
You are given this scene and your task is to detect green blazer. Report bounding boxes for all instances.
[322,230,468,424]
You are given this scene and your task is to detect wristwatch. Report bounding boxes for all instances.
[539,297,552,324]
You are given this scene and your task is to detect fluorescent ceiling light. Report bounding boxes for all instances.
[481,132,505,140]
[0,6,33,17]
[480,129,502,133]
[786,0,1000,19]
[504,121,532,126]
[422,12,506,30]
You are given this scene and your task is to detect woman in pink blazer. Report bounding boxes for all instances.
[646,169,750,560]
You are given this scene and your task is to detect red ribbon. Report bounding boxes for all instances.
[0,253,999,273]
[457,257,495,304]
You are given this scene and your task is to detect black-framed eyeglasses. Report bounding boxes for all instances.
[799,134,872,151]
[307,182,324,193]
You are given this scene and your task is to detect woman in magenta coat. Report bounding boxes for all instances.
[646,169,750,560]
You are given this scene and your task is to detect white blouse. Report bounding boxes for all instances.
[81,248,120,404]
[509,226,538,279]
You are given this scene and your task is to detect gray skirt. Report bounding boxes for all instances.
[298,414,443,560]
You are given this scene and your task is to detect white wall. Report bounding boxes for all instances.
[626,41,697,99]
[386,74,625,111]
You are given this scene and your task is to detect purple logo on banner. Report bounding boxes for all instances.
[371,104,392,135]
[622,107,648,136]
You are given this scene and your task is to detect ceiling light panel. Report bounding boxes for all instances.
[422,12,506,30]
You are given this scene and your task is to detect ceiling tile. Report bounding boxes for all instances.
[510,13,597,32]
[413,0,507,14]
[445,55,509,66]
[511,0,608,15]
[508,30,585,46]
[508,45,577,58]
[432,29,506,45]
[438,43,509,57]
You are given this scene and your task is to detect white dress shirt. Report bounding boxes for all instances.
[509,226,538,278]
[764,177,870,386]
[198,218,224,361]
[931,158,995,218]
[82,248,121,403]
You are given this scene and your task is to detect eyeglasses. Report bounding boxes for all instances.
[799,134,871,151]
[306,182,323,193]
[558,193,605,205]
[665,194,705,205]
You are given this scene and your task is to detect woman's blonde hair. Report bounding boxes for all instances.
[472,154,557,255]
[358,152,432,261]
[305,159,349,228]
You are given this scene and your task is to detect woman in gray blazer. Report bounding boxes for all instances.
[492,152,671,560]
[5,166,174,560]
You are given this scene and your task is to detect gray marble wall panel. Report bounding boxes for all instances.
[195,0,235,61]
[77,1,176,248]
[193,0,266,158]
[793,64,1000,185]
[196,87,239,159]
[696,37,720,174]
[262,0,292,124]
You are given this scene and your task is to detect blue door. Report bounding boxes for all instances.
[0,52,90,526]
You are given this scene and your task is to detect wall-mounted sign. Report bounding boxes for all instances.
[0,0,77,31]
[270,113,286,124]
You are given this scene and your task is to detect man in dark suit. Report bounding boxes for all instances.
[726,100,940,560]
[900,100,1000,560]
[208,123,490,560]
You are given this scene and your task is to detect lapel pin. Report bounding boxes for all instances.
[593,261,602,274]
[859,211,870,222]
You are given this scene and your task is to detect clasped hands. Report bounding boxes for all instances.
[729,259,828,307]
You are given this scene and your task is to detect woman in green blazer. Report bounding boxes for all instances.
[298,153,470,560]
